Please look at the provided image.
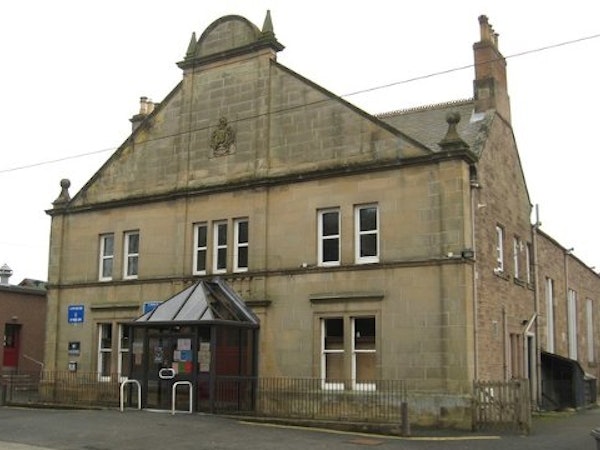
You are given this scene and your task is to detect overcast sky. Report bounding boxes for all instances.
[1,1,599,283]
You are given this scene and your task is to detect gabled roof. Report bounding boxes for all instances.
[377,99,494,157]
[134,278,258,327]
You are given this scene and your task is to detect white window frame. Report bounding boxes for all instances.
[568,289,578,360]
[546,277,555,353]
[123,231,139,280]
[213,221,228,274]
[98,233,114,281]
[587,299,595,363]
[193,223,208,275]
[495,225,504,273]
[98,323,113,382]
[318,209,340,267]
[233,218,249,273]
[117,324,130,382]
[513,237,520,279]
[321,317,345,390]
[525,242,533,284]
[351,316,376,391]
[355,204,379,264]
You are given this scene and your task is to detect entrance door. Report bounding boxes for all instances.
[145,334,194,411]
[2,324,21,370]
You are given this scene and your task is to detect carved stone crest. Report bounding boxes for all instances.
[210,116,235,156]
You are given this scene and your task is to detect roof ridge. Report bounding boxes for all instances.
[377,98,474,118]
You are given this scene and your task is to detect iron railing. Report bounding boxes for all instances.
[253,378,407,423]
[1,371,120,407]
[2,372,407,423]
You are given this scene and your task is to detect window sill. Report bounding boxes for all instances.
[513,277,526,287]
[493,269,510,281]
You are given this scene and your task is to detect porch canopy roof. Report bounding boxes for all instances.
[132,278,259,327]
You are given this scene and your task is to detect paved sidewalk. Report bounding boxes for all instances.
[0,406,599,449]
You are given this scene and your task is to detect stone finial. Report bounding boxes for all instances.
[262,10,274,35]
[177,14,284,70]
[438,112,468,151]
[185,32,197,58]
[52,178,71,206]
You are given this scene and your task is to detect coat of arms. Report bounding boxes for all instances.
[210,116,235,156]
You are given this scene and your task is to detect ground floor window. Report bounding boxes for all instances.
[97,323,112,381]
[321,316,376,390]
[118,324,130,381]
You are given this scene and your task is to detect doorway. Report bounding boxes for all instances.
[3,324,21,370]
[145,333,195,411]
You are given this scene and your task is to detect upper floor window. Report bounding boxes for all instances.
[526,242,533,284]
[193,223,208,275]
[355,204,379,264]
[586,298,595,363]
[99,234,114,281]
[318,209,340,266]
[123,231,139,279]
[568,289,578,360]
[513,237,520,279]
[213,221,228,274]
[233,219,249,272]
[495,225,504,273]
[546,277,555,353]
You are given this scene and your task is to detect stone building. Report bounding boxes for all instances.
[44,13,599,426]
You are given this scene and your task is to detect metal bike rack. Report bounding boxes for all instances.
[171,381,193,415]
[120,379,141,412]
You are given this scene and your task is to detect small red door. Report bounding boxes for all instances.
[3,324,21,369]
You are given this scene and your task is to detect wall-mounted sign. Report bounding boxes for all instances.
[143,301,161,314]
[68,341,81,356]
[67,305,84,324]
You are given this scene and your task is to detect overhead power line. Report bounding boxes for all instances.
[2,31,599,175]
[0,147,115,174]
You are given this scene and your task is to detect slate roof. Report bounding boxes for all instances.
[377,99,494,157]
[134,278,259,326]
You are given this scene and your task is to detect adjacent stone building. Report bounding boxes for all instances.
[43,13,599,426]
[0,264,47,374]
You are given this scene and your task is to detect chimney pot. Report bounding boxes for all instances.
[139,96,149,115]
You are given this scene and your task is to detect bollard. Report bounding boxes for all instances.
[401,401,410,436]
[591,428,600,450]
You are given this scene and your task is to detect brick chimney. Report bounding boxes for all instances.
[473,15,511,123]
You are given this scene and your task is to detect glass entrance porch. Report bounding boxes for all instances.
[126,279,259,413]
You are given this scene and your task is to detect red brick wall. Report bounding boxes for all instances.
[0,286,47,373]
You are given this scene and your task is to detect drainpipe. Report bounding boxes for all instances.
[503,305,508,379]
[470,179,481,380]
[532,204,542,408]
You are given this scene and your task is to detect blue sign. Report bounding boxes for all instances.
[143,301,161,314]
[68,305,85,324]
